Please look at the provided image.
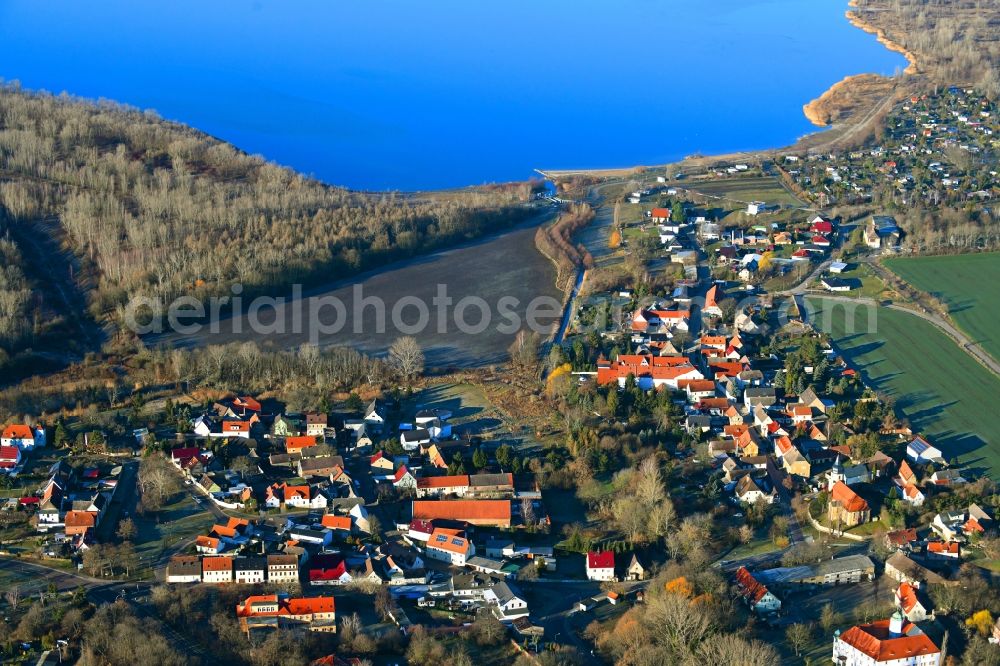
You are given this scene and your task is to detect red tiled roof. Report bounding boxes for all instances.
[886,528,917,546]
[412,500,511,524]
[427,528,471,555]
[286,436,317,451]
[896,583,920,614]
[234,396,262,412]
[734,566,773,604]
[285,596,335,616]
[651,207,670,219]
[587,550,614,570]
[830,481,869,514]
[222,420,250,432]
[0,445,20,461]
[64,511,95,528]
[197,535,221,549]
[321,515,352,531]
[202,556,231,572]
[927,541,959,555]
[838,620,939,661]
[417,475,470,489]
[1,424,33,440]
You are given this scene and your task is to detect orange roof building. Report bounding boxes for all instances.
[834,616,939,664]
[64,510,95,535]
[411,499,511,527]
[285,436,318,454]
[321,514,352,531]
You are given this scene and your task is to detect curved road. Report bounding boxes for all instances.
[794,292,1000,378]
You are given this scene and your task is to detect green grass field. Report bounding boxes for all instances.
[685,176,804,207]
[808,298,1000,479]
[885,253,1000,365]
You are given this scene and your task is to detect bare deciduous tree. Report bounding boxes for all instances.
[388,336,424,380]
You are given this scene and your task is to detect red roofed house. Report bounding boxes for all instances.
[734,566,781,614]
[926,541,960,561]
[391,465,417,489]
[370,451,395,471]
[233,396,262,414]
[828,481,870,528]
[308,554,351,586]
[0,445,21,472]
[285,436,318,455]
[650,207,671,223]
[64,510,96,537]
[833,613,940,666]
[895,582,928,622]
[416,474,470,498]
[425,528,475,566]
[2,424,43,451]
[222,420,252,439]
[811,218,834,235]
[236,594,336,634]
[196,535,224,555]
[586,551,615,582]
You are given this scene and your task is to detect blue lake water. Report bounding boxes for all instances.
[0,0,906,191]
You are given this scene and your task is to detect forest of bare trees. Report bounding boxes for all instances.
[0,226,30,355]
[856,0,1000,95]
[0,85,537,332]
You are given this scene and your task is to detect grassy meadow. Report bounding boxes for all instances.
[884,252,1000,365]
[807,297,1000,479]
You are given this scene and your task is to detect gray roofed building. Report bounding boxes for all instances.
[756,555,875,586]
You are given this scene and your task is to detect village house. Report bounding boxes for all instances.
[309,554,352,586]
[234,556,267,584]
[166,555,203,584]
[305,413,328,438]
[1,424,44,451]
[425,529,475,566]
[285,436,318,456]
[483,581,529,622]
[735,475,775,505]
[895,581,928,622]
[625,554,646,581]
[596,354,704,390]
[267,554,300,583]
[884,552,950,587]
[926,541,960,561]
[202,556,234,584]
[0,445,21,473]
[586,550,615,582]
[734,566,781,614]
[906,436,943,464]
[416,474,470,498]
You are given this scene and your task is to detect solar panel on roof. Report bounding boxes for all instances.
[436,535,447,542]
